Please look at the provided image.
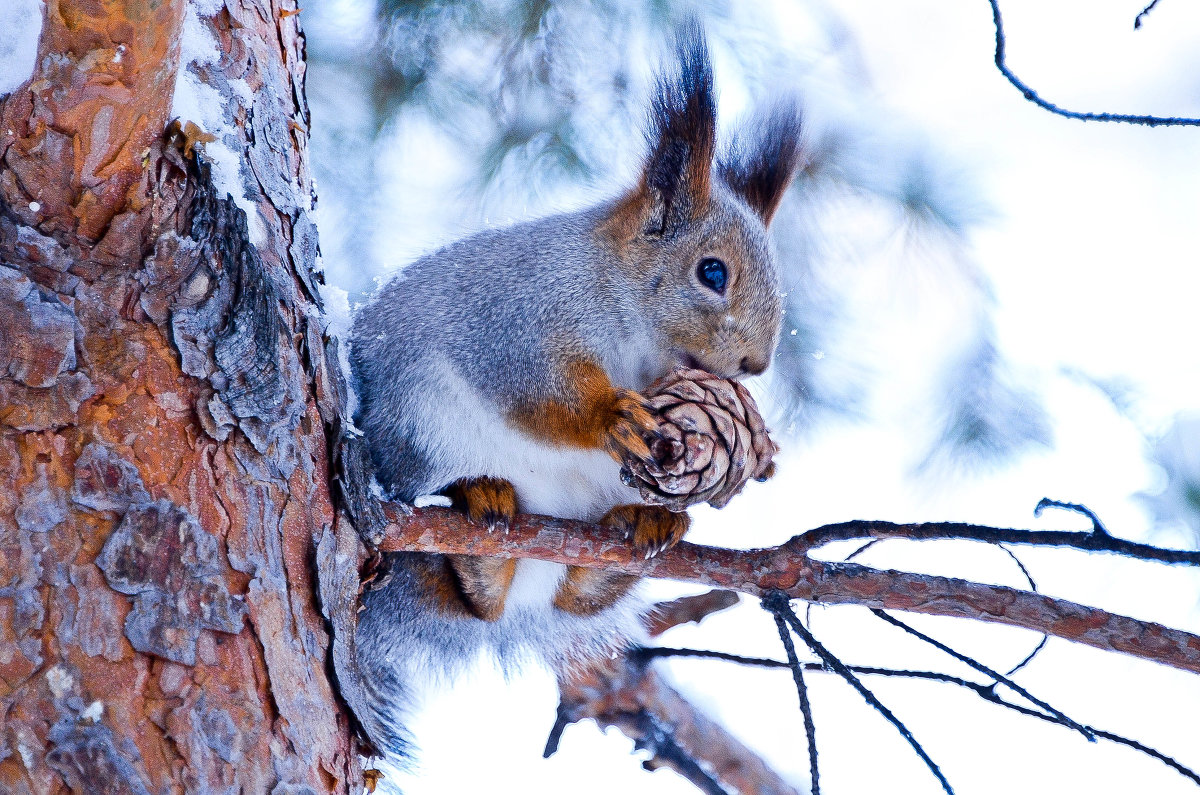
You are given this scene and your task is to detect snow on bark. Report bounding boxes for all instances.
[0,0,42,98]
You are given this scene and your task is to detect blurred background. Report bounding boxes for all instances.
[304,0,1200,792]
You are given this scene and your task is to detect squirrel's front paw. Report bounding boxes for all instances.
[603,389,659,463]
[600,504,690,558]
[443,476,519,533]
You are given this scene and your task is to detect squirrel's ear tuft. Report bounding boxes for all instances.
[631,20,717,238]
[719,100,805,227]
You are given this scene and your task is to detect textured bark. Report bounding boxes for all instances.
[377,506,1200,676]
[0,1,364,792]
[0,0,184,259]
[643,589,740,638]
[549,590,799,795]
[556,659,801,795]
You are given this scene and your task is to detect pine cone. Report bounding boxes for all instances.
[621,368,779,511]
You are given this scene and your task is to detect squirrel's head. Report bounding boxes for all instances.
[603,22,803,381]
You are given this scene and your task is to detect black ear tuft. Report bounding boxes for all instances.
[641,19,717,236]
[720,99,805,226]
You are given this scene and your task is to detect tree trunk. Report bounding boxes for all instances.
[0,0,364,791]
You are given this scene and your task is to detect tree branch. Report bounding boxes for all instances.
[790,517,1200,565]
[644,590,740,637]
[987,0,1200,127]
[1134,0,1164,30]
[375,505,1200,675]
[553,651,802,795]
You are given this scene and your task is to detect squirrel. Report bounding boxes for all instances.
[349,22,803,763]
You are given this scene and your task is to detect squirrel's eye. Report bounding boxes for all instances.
[696,258,727,295]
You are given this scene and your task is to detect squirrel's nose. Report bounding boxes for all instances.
[739,357,767,376]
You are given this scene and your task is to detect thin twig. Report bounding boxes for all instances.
[1035,498,1110,536]
[764,592,956,794]
[769,609,821,795]
[1004,635,1048,677]
[635,646,793,668]
[988,0,1200,126]
[870,609,1094,741]
[792,515,1200,564]
[995,543,1050,675]
[1134,0,1163,29]
[645,590,740,637]
[637,646,1200,786]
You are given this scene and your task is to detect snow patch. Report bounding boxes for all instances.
[171,1,266,247]
[81,700,103,723]
[0,0,43,97]
[320,281,360,419]
[190,0,225,16]
[45,665,73,699]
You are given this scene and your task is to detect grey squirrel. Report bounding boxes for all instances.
[350,22,803,763]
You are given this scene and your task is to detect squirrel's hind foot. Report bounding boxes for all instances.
[602,503,690,558]
[444,476,518,533]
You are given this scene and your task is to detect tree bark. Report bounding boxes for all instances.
[0,1,363,791]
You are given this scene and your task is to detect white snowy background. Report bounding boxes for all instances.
[303,0,1200,793]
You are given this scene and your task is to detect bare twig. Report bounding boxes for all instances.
[869,609,1093,740]
[1134,0,1163,29]
[1034,498,1110,535]
[764,592,955,794]
[1004,634,1048,677]
[639,647,1200,785]
[554,653,801,795]
[994,543,1049,675]
[792,517,1200,564]
[769,607,821,795]
[375,505,1200,675]
[987,0,1200,126]
[634,646,793,669]
[645,590,740,637]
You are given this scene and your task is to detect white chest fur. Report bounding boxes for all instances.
[423,359,640,521]
[419,361,642,611]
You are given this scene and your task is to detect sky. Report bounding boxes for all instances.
[322,1,1200,793]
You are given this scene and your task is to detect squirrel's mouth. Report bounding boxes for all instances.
[675,352,705,372]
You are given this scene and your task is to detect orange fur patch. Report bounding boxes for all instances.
[554,565,640,617]
[444,476,518,527]
[411,557,476,619]
[601,187,650,245]
[509,360,655,460]
[447,555,517,622]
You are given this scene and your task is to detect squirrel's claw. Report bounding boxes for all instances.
[600,504,690,559]
[482,513,510,535]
